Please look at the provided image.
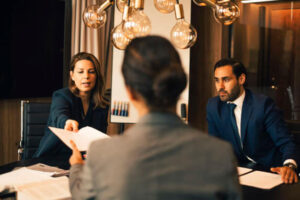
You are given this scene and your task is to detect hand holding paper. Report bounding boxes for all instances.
[49,126,109,151]
[64,119,79,132]
[69,140,84,165]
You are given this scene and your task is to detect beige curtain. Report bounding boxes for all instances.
[71,0,114,89]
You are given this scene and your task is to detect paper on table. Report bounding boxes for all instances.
[16,176,71,200]
[237,167,252,176]
[239,170,283,189]
[26,163,70,177]
[49,126,109,151]
[0,167,54,189]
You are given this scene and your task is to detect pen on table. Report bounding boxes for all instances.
[51,170,70,177]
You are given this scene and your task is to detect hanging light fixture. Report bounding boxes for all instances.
[193,0,240,25]
[241,0,278,3]
[154,0,176,14]
[82,0,240,49]
[82,0,114,29]
[122,0,152,39]
[111,4,131,49]
[170,1,197,49]
[214,0,240,25]
[116,0,135,13]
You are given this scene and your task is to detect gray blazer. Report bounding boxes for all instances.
[69,112,242,200]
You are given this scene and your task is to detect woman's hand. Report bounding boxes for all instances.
[65,119,79,132]
[69,140,84,165]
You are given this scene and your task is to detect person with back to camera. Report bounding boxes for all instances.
[68,36,242,200]
[206,58,298,184]
[34,52,109,160]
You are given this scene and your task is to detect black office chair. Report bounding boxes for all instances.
[18,100,51,160]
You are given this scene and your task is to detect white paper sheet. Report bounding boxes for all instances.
[239,170,283,189]
[26,163,70,177]
[16,176,71,200]
[237,167,252,176]
[0,167,54,189]
[49,126,109,151]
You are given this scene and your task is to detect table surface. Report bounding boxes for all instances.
[1,158,299,200]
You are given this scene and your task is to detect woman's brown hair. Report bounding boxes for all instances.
[68,52,108,108]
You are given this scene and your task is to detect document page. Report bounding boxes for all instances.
[49,126,109,151]
[237,167,252,176]
[27,163,69,177]
[16,176,71,200]
[239,170,283,189]
[0,167,54,188]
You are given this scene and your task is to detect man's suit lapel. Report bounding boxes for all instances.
[241,90,253,144]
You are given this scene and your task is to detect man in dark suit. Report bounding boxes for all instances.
[206,58,298,184]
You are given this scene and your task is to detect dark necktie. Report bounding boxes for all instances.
[228,103,252,163]
[228,103,242,149]
[228,103,238,136]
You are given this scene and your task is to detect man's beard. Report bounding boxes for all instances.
[218,84,241,102]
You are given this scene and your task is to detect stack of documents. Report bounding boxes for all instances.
[0,165,71,200]
[0,167,55,189]
[17,176,70,200]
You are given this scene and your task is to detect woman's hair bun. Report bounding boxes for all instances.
[152,64,187,107]
[122,36,187,110]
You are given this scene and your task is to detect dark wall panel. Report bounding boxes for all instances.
[0,0,65,98]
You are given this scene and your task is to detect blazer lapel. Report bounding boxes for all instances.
[241,90,253,144]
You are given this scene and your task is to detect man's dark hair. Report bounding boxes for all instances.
[214,58,248,86]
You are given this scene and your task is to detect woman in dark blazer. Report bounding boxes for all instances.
[34,52,109,159]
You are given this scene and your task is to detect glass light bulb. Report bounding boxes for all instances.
[83,5,107,29]
[170,19,197,49]
[123,9,151,39]
[193,0,215,7]
[214,1,240,25]
[111,22,131,50]
[116,0,135,13]
[154,0,176,14]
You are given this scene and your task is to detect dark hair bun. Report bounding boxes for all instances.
[122,36,187,110]
[152,64,187,107]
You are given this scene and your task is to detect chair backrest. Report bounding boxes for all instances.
[19,100,51,160]
[285,120,300,145]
